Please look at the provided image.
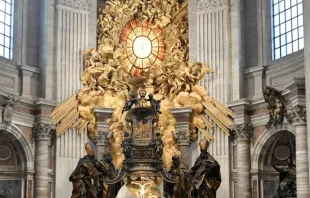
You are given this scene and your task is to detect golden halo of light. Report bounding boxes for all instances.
[121,19,165,77]
[133,36,152,59]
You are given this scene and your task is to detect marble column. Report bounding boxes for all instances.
[94,107,114,161]
[232,123,252,198]
[171,107,192,169]
[288,106,309,197]
[303,0,310,187]
[33,123,54,198]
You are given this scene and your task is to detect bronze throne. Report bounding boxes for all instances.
[105,106,179,190]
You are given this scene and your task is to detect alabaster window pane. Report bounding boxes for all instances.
[293,40,298,52]
[286,10,291,20]
[0,23,3,34]
[280,12,285,23]
[275,48,280,59]
[286,20,291,31]
[285,0,290,9]
[274,15,279,26]
[4,35,9,47]
[4,46,9,58]
[5,14,9,25]
[297,3,302,15]
[274,26,280,36]
[274,3,279,15]
[279,1,285,12]
[291,0,297,6]
[287,31,292,43]
[275,37,280,48]
[281,34,286,45]
[0,11,4,22]
[292,17,297,29]
[287,43,292,54]
[281,46,287,56]
[298,15,303,26]
[292,29,298,40]
[0,1,4,12]
[292,6,297,17]
[0,46,3,56]
[6,3,10,14]
[299,38,304,49]
[299,26,303,38]
[280,23,285,34]
[4,24,9,36]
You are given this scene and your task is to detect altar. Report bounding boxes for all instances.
[51,0,234,197]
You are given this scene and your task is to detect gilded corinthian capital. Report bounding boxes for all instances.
[231,123,252,142]
[33,123,55,141]
[287,105,307,126]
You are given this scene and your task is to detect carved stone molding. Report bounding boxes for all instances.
[197,0,223,11]
[263,86,286,128]
[33,123,55,141]
[288,106,307,126]
[174,129,190,146]
[2,95,19,123]
[230,171,238,182]
[231,123,252,142]
[96,130,112,146]
[58,0,89,11]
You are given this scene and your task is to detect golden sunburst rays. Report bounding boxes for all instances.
[120,19,164,77]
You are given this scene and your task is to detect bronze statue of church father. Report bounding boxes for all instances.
[69,94,222,198]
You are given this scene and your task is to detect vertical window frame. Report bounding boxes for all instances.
[0,0,13,60]
[271,0,304,60]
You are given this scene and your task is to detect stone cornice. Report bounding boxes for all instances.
[58,0,90,11]
[250,113,270,127]
[20,65,41,74]
[227,98,251,111]
[170,107,192,114]
[197,0,224,11]
[12,112,35,127]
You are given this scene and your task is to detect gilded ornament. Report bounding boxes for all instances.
[52,0,234,174]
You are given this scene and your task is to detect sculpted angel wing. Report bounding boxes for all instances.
[51,94,89,136]
[175,85,234,141]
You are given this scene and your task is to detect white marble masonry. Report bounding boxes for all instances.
[303,0,310,188]
[33,123,54,198]
[189,0,232,196]
[54,1,92,198]
[233,123,252,198]
[289,106,309,197]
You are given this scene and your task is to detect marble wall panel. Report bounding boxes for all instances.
[263,180,278,198]
[0,180,21,198]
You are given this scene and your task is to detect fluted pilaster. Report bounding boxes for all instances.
[94,107,114,161]
[232,123,252,198]
[171,107,192,169]
[288,106,309,197]
[33,123,55,198]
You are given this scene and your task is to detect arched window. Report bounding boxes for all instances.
[0,0,13,60]
[271,0,303,60]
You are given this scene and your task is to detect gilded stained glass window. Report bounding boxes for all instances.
[121,20,164,77]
